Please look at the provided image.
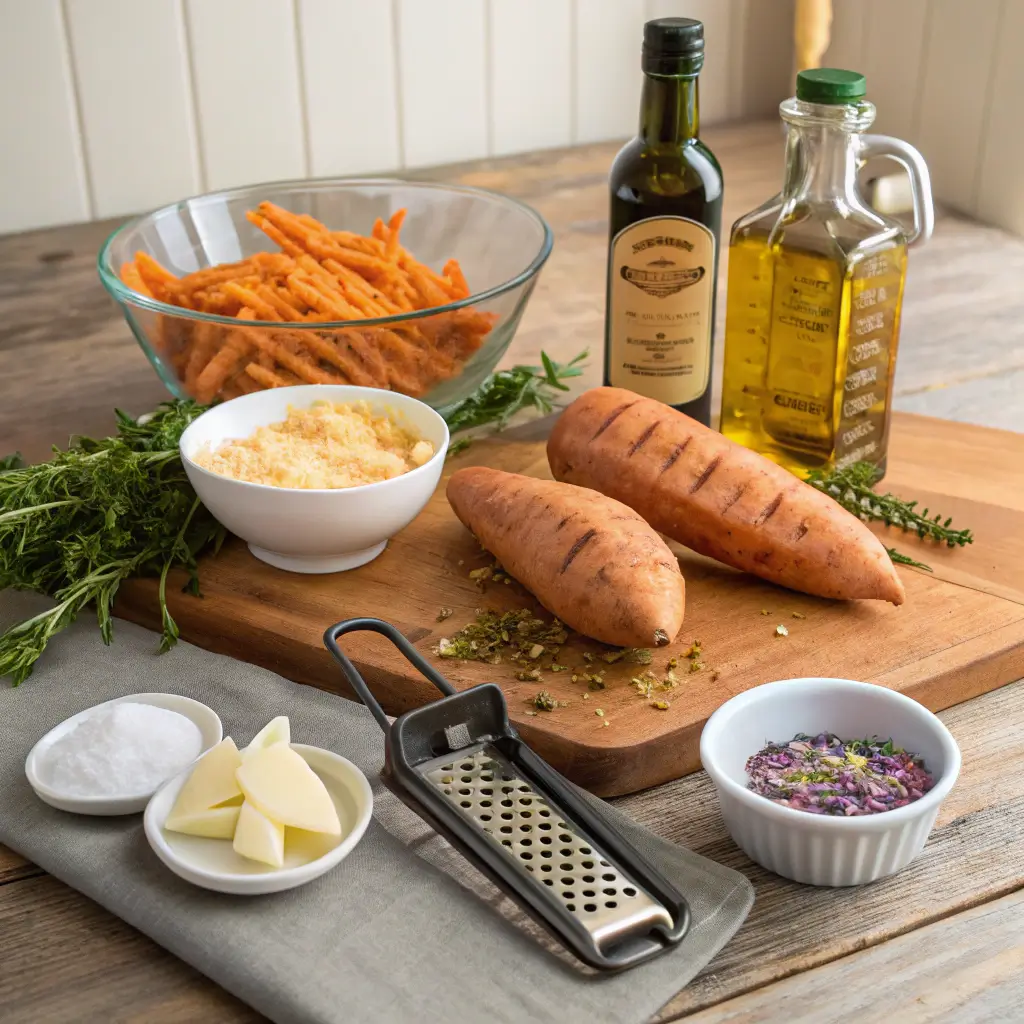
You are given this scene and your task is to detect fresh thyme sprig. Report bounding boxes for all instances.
[808,461,973,571]
[0,401,224,685]
[443,350,587,454]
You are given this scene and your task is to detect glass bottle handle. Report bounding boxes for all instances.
[860,134,935,246]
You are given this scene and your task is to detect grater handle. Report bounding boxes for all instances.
[324,617,457,733]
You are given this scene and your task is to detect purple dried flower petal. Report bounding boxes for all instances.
[744,731,934,817]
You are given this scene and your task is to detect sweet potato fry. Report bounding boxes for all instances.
[385,209,406,261]
[193,308,258,403]
[119,261,153,298]
[443,258,470,298]
[135,252,180,300]
[244,363,294,389]
[122,200,490,402]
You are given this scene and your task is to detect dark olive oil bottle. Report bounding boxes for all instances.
[604,17,723,425]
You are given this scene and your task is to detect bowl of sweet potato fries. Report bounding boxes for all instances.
[98,179,553,410]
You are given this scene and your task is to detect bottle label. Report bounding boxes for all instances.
[607,215,715,404]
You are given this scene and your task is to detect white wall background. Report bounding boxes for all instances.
[823,0,1024,236]
[0,0,797,235]
[5,0,1020,238]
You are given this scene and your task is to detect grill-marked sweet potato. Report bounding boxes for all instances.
[447,466,685,646]
[547,387,905,604]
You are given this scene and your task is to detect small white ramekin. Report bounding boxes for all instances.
[179,384,448,574]
[700,678,961,887]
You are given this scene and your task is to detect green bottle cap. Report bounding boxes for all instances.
[796,68,866,104]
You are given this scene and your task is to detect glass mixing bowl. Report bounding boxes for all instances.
[98,179,553,411]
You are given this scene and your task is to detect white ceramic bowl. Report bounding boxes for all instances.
[26,693,223,816]
[144,743,373,895]
[700,678,961,887]
[179,384,449,573]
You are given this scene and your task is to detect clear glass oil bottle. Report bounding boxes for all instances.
[719,69,933,479]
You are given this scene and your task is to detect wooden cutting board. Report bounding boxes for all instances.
[116,412,1024,797]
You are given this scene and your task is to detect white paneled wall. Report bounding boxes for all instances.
[823,0,1023,236]
[1,0,782,235]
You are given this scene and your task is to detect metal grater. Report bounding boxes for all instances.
[324,617,689,972]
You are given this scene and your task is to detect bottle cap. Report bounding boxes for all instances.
[796,68,866,104]
[643,17,704,58]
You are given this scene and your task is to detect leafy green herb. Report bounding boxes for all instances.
[808,461,973,571]
[0,453,25,472]
[886,548,934,572]
[443,350,587,455]
[445,437,473,458]
[0,401,224,685]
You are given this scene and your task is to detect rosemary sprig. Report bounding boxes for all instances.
[443,350,587,454]
[0,401,224,685]
[808,461,973,571]
[886,548,933,572]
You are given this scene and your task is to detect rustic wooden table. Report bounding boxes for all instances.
[2,121,1023,1022]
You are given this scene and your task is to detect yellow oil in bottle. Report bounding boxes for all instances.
[718,68,931,480]
[720,235,907,476]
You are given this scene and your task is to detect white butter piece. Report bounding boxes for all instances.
[236,743,341,835]
[242,716,290,760]
[233,800,285,868]
[165,804,241,839]
[168,737,242,818]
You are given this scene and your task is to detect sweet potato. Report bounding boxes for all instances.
[447,467,685,647]
[547,388,905,604]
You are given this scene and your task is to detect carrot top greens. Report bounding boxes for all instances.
[0,401,224,685]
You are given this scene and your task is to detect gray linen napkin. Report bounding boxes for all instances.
[0,591,752,1024]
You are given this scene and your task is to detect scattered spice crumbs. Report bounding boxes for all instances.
[436,607,454,622]
[632,671,659,698]
[760,609,769,615]
[601,648,653,665]
[526,690,566,712]
[469,563,512,589]
[651,700,670,711]
[775,624,789,637]
[595,708,605,717]
[792,612,806,619]
[435,609,568,666]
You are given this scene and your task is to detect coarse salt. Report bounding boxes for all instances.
[41,703,204,798]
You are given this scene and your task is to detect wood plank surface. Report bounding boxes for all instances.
[3,119,1024,1023]
[644,678,1024,1018]
[0,874,258,1024]
[113,411,1024,797]
[682,889,1024,1023]
[2,679,1021,1023]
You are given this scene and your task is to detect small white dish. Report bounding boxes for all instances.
[178,384,449,574]
[144,743,373,895]
[700,677,961,887]
[25,693,223,816]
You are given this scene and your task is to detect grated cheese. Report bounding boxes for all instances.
[195,400,435,489]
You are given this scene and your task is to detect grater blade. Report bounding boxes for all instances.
[324,616,689,972]
[419,743,673,949]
